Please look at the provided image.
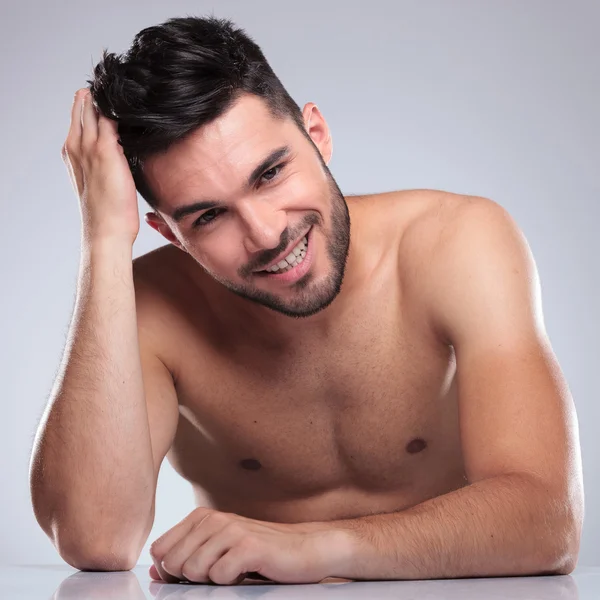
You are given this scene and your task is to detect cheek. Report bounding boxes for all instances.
[201,240,243,274]
[285,171,328,207]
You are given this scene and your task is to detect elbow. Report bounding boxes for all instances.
[31,487,150,572]
[56,536,139,572]
[61,546,138,572]
[34,502,152,573]
[535,475,584,576]
[31,508,140,572]
[555,557,578,576]
[544,551,578,576]
[551,541,581,576]
[541,517,582,576]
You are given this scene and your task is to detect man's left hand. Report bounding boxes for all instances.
[148,507,351,585]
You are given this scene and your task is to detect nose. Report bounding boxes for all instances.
[238,198,288,255]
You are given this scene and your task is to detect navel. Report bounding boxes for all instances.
[240,458,262,471]
[406,438,427,454]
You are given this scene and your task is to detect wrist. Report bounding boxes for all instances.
[300,522,358,581]
[81,233,135,256]
[329,528,359,580]
[79,235,135,279]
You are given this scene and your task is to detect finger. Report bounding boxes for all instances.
[62,90,84,167]
[151,555,180,584]
[97,111,120,146]
[149,516,204,583]
[62,93,85,197]
[80,90,99,149]
[151,519,197,562]
[180,526,243,584]
[160,520,217,580]
[148,563,161,581]
[68,90,84,143]
[151,510,214,561]
[207,545,263,586]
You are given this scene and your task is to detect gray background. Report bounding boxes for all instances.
[1,0,598,568]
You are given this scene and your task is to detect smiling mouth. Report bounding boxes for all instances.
[254,228,311,274]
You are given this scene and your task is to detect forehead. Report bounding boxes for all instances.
[144,94,295,209]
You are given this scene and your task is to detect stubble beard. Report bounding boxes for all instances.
[207,164,352,319]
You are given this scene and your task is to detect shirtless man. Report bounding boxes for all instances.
[29,16,583,585]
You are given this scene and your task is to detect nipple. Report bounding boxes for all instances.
[406,438,427,454]
[240,458,262,470]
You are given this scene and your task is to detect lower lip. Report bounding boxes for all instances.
[256,228,314,284]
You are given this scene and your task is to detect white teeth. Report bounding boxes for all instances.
[268,251,306,273]
[265,234,309,272]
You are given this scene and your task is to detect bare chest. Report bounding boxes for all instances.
[164,274,467,522]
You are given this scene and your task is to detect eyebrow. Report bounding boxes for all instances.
[171,145,291,223]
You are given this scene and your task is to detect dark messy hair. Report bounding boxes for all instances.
[87,15,306,210]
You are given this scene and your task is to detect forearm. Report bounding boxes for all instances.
[318,473,575,580]
[29,238,154,560]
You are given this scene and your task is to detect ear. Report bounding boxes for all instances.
[302,103,333,164]
[144,212,186,252]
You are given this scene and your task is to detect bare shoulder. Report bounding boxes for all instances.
[358,188,484,240]
[132,243,186,288]
[394,189,517,338]
[394,189,508,262]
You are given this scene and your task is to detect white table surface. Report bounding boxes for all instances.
[3,564,599,599]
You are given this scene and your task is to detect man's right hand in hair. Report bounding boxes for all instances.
[61,88,140,245]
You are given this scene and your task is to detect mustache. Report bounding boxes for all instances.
[254,235,293,270]
[250,215,319,273]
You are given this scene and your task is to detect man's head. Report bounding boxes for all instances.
[88,16,351,319]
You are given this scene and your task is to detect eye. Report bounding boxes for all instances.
[192,208,222,228]
[191,163,286,229]
[260,163,285,184]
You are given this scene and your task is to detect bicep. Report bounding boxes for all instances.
[426,197,581,491]
[138,340,180,483]
[133,263,180,485]
[133,334,180,549]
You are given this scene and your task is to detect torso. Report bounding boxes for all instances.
[134,189,469,524]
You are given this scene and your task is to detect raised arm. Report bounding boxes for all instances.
[29,89,179,571]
